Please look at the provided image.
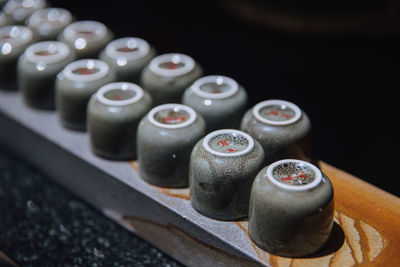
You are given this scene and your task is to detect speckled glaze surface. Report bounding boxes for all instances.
[249,159,334,257]
[182,75,248,132]
[240,99,311,164]
[189,129,264,220]
[58,20,113,59]
[137,104,206,187]
[0,25,36,90]
[99,37,156,83]
[88,82,152,160]
[2,0,46,25]
[140,53,203,106]
[56,59,116,131]
[18,41,75,110]
[27,8,73,41]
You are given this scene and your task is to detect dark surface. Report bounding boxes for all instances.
[0,145,182,266]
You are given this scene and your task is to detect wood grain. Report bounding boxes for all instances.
[129,160,400,266]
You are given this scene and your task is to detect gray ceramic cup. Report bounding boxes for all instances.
[99,37,156,83]
[58,20,113,59]
[249,159,334,257]
[182,75,248,132]
[137,103,206,187]
[3,0,46,25]
[27,8,73,41]
[0,25,35,90]
[88,82,152,160]
[18,41,75,109]
[240,99,312,164]
[0,12,7,27]
[140,53,203,106]
[189,129,264,220]
[56,59,116,131]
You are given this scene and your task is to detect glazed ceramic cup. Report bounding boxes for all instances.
[140,53,202,105]
[249,159,334,257]
[0,12,7,27]
[56,59,116,130]
[0,25,35,90]
[27,8,73,40]
[182,75,248,132]
[99,37,156,83]
[58,20,113,59]
[3,0,46,25]
[88,82,152,160]
[189,129,264,220]
[137,103,206,187]
[240,99,312,164]
[18,41,75,109]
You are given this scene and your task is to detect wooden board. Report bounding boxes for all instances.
[1,89,399,266]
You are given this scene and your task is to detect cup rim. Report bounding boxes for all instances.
[63,20,107,43]
[191,75,239,99]
[4,0,46,17]
[147,103,197,129]
[105,37,150,61]
[0,25,33,47]
[62,59,110,82]
[28,8,72,28]
[148,53,195,77]
[25,41,70,64]
[266,159,322,191]
[202,129,255,157]
[96,82,144,106]
[252,99,302,126]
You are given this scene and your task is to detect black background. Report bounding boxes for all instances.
[48,1,400,196]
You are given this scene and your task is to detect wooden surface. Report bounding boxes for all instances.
[129,161,400,266]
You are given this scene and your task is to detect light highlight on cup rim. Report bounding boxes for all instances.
[202,129,255,157]
[105,37,150,61]
[63,59,110,82]
[0,26,33,47]
[25,41,70,64]
[63,20,107,42]
[252,99,302,126]
[149,53,195,77]
[97,82,144,106]
[28,8,72,28]
[148,103,197,129]
[266,159,322,191]
[191,75,239,99]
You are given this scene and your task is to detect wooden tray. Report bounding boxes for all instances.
[1,89,399,266]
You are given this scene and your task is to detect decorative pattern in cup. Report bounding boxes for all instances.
[249,159,334,257]
[137,103,206,187]
[189,129,264,220]
[140,53,203,105]
[58,20,113,59]
[27,8,73,40]
[0,25,35,90]
[240,99,312,164]
[99,37,156,83]
[56,59,116,130]
[88,82,152,160]
[3,0,46,25]
[18,41,75,109]
[183,75,248,132]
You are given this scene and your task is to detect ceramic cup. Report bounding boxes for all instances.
[0,12,7,27]
[0,25,35,90]
[58,20,113,59]
[137,103,206,187]
[88,82,152,160]
[249,159,334,257]
[99,37,156,83]
[182,75,248,132]
[140,53,202,105]
[56,59,116,130]
[27,8,73,41]
[3,0,46,25]
[189,129,264,220]
[18,41,75,109]
[240,99,312,164]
